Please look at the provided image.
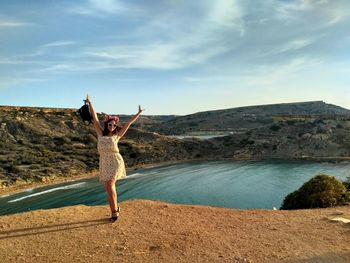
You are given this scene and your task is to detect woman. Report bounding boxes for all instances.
[86,94,144,222]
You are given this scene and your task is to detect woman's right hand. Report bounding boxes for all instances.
[138,105,145,114]
[86,94,91,104]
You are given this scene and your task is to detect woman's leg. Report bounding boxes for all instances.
[104,179,118,212]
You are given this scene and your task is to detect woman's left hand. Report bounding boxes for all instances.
[138,105,145,113]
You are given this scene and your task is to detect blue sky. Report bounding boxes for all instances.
[0,0,349,115]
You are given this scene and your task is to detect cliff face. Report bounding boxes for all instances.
[1,103,350,188]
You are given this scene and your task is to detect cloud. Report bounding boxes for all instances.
[0,58,44,65]
[209,0,245,35]
[244,56,324,87]
[75,0,245,70]
[0,18,32,28]
[267,0,350,26]
[83,41,229,70]
[87,0,126,13]
[183,56,323,87]
[0,21,27,27]
[30,61,123,74]
[0,41,79,61]
[68,0,129,17]
[41,41,78,48]
[279,38,314,52]
[2,0,349,80]
[257,37,316,58]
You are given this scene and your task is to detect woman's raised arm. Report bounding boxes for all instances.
[118,105,144,139]
[86,94,103,136]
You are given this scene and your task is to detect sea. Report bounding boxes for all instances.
[1,160,350,216]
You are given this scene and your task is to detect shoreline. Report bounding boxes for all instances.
[0,159,195,197]
[1,156,350,197]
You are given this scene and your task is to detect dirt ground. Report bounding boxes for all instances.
[0,200,349,263]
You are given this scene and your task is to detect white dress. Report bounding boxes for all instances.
[97,135,126,182]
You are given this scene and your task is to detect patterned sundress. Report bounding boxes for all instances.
[97,135,126,183]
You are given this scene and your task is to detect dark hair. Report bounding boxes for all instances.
[78,101,92,123]
[102,119,121,136]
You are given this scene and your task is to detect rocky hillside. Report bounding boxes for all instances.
[209,115,350,160]
[146,101,350,135]
[1,103,350,188]
[0,106,212,187]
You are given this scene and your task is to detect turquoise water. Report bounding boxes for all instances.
[1,160,350,215]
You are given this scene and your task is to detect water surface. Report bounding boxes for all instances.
[1,160,349,216]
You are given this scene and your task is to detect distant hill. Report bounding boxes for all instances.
[145,101,350,135]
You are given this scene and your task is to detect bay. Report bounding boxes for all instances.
[1,160,350,216]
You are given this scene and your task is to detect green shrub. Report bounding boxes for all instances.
[281,174,350,210]
[270,124,281,131]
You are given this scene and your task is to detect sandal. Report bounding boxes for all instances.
[111,207,120,222]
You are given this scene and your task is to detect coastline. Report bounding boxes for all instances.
[0,159,195,196]
[1,156,350,197]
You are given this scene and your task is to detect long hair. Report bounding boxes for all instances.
[102,116,121,136]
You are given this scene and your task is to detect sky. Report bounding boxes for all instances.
[0,0,350,115]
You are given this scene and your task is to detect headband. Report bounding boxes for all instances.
[104,115,120,123]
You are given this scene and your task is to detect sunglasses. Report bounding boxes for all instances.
[108,123,117,128]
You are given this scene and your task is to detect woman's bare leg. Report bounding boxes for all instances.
[104,179,118,212]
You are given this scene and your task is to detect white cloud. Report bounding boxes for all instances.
[79,1,245,70]
[83,39,230,70]
[2,0,349,82]
[69,0,129,16]
[0,19,32,27]
[30,61,125,74]
[0,21,26,27]
[209,0,245,35]
[41,41,78,48]
[88,0,126,14]
[0,41,79,62]
[268,0,349,26]
[257,38,315,58]
[325,6,349,26]
[34,63,83,73]
[0,58,44,65]
[245,57,323,87]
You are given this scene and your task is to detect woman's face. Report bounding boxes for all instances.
[107,120,118,132]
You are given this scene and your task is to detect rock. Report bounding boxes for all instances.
[330,217,350,223]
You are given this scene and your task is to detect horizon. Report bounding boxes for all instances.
[0,0,350,115]
[1,100,349,116]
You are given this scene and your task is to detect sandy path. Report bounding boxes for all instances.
[0,200,350,262]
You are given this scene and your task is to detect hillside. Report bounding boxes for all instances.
[146,101,350,135]
[209,116,350,160]
[1,103,350,189]
[0,106,213,187]
[0,200,349,263]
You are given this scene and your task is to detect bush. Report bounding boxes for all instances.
[270,124,281,131]
[281,174,350,210]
